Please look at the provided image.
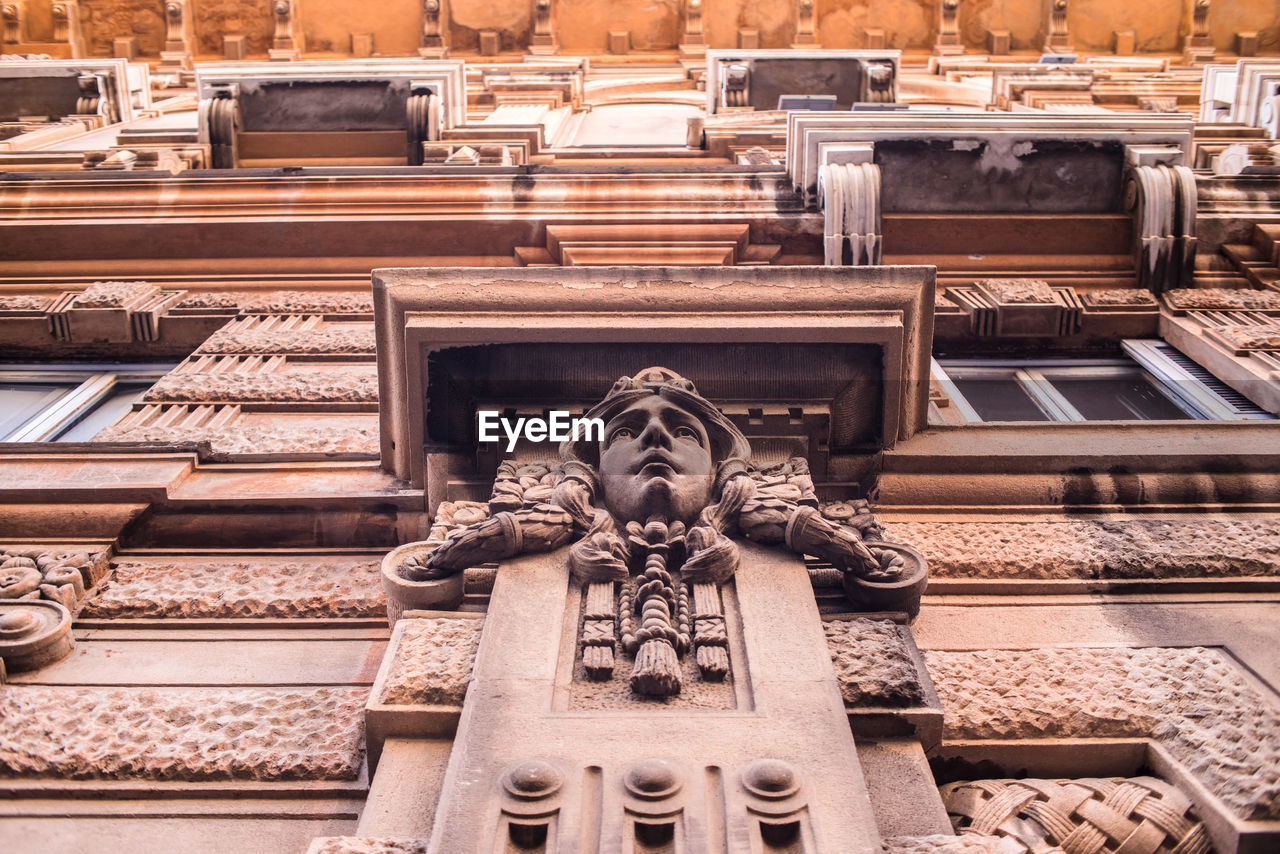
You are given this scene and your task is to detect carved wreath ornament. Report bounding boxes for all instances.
[386,368,927,697]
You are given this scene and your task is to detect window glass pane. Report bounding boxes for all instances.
[951,378,1051,422]
[1050,373,1193,421]
[0,383,72,439]
[54,382,150,442]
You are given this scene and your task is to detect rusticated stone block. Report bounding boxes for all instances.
[0,295,52,312]
[824,619,924,707]
[1165,288,1280,312]
[68,281,159,309]
[378,617,483,706]
[82,557,385,619]
[884,835,1021,854]
[143,372,379,404]
[173,292,244,310]
[0,686,366,780]
[925,647,1280,820]
[308,839,428,854]
[197,327,377,355]
[93,423,381,457]
[240,291,374,315]
[882,518,1280,579]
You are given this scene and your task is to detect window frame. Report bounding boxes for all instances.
[931,342,1273,424]
[0,363,173,442]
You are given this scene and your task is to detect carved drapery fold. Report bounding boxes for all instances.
[1126,163,1197,294]
[819,161,882,266]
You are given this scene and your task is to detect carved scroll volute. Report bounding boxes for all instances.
[1125,160,1197,294]
[1,1,22,44]
[51,1,83,57]
[271,0,302,55]
[682,0,703,46]
[200,89,240,169]
[1044,0,1071,53]
[1184,0,1214,64]
[420,0,448,57]
[819,160,883,266]
[529,0,557,53]
[163,0,187,52]
[935,0,963,56]
[793,0,817,47]
[406,86,441,165]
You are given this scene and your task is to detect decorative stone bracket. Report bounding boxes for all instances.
[419,0,447,58]
[2,1,23,45]
[50,280,185,344]
[819,153,882,266]
[1125,146,1197,294]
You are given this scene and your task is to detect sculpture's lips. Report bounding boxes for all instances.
[634,451,679,474]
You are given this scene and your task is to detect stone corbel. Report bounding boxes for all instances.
[160,0,194,71]
[1183,0,1214,65]
[1,1,22,44]
[50,1,84,58]
[419,0,448,58]
[860,60,897,104]
[199,85,240,169]
[1044,0,1072,53]
[722,63,749,108]
[793,0,817,48]
[529,0,557,55]
[818,147,882,266]
[406,84,442,165]
[1124,146,1196,294]
[269,0,303,61]
[934,0,963,57]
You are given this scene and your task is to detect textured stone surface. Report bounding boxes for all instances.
[1165,288,1280,311]
[1082,288,1158,306]
[308,839,428,854]
[143,372,378,403]
[69,281,159,308]
[0,295,52,311]
[93,423,380,456]
[198,328,377,355]
[883,518,1280,579]
[242,291,374,315]
[884,835,1022,854]
[83,557,384,619]
[0,686,366,780]
[976,279,1055,303]
[379,617,483,706]
[926,646,1280,820]
[174,292,244,310]
[1214,323,1280,350]
[824,618,924,707]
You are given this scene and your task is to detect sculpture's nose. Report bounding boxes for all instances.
[638,415,673,449]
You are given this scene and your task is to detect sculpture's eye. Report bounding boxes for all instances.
[674,426,701,442]
[609,427,635,443]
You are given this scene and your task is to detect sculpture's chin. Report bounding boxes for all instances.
[602,474,713,527]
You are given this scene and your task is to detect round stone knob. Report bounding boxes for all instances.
[503,759,563,800]
[624,758,682,800]
[742,758,800,799]
[0,609,38,639]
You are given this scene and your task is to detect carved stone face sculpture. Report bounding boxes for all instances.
[598,394,714,527]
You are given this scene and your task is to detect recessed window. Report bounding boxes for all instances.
[0,364,173,442]
[933,341,1274,423]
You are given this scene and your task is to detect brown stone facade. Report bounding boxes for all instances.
[2,9,1280,854]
